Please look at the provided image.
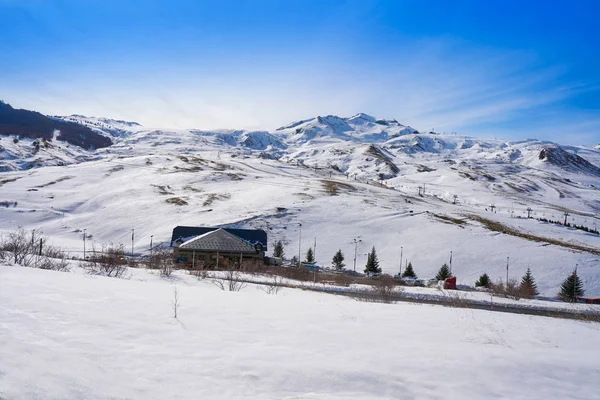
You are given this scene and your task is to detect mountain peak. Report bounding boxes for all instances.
[347,113,377,123]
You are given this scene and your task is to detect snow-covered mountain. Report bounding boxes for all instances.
[276,113,418,144]
[1,110,599,296]
[52,115,144,139]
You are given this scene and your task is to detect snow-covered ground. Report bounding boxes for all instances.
[1,266,599,400]
[1,112,599,297]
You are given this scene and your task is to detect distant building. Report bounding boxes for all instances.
[170,226,267,268]
[577,296,600,305]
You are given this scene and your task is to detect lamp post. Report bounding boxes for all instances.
[399,246,403,276]
[150,235,153,254]
[353,239,361,272]
[297,223,302,268]
[574,264,578,301]
[131,229,135,257]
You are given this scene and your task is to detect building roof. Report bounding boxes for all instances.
[171,226,267,250]
[178,229,259,253]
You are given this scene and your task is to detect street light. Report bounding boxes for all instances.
[399,246,403,276]
[131,229,135,257]
[297,223,302,268]
[353,238,362,272]
[574,264,579,301]
[150,235,154,255]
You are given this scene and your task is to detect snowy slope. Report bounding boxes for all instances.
[52,114,145,140]
[1,266,599,400]
[0,135,98,172]
[1,112,599,296]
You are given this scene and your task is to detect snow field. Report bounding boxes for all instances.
[1,266,599,400]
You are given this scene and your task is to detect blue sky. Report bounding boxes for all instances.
[1,0,599,145]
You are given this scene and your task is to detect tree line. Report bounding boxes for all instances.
[272,240,588,302]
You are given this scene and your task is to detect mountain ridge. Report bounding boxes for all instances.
[0,101,112,149]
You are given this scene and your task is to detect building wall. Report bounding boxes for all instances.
[174,248,264,268]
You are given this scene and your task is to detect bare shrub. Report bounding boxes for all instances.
[438,289,471,308]
[505,278,523,300]
[348,288,381,303]
[333,273,354,287]
[42,243,65,259]
[148,248,175,277]
[490,278,526,300]
[37,256,70,272]
[212,269,247,292]
[282,266,313,282]
[261,275,284,295]
[172,286,180,318]
[350,275,403,304]
[374,275,400,303]
[0,227,37,266]
[240,258,265,274]
[194,269,209,280]
[84,243,128,278]
[0,227,69,271]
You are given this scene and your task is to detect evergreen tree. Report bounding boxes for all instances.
[475,273,491,288]
[272,240,285,259]
[520,267,539,297]
[401,262,417,278]
[435,263,451,281]
[305,247,315,264]
[332,249,345,271]
[363,246,381,274]
[558,269,584,302]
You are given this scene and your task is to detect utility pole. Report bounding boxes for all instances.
[563,212,570,225]
[399,246,403,276]
[297,223,302,268]
[574,264,578,301]
[150,235,154,256]
[506,256,510,283]
[83,229,87,260]
[314,237,317,264]
[449,251,453,275]
[353,239,361,272]
[131,229,135,257]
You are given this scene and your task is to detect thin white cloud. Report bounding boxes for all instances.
[3,37,598,145]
